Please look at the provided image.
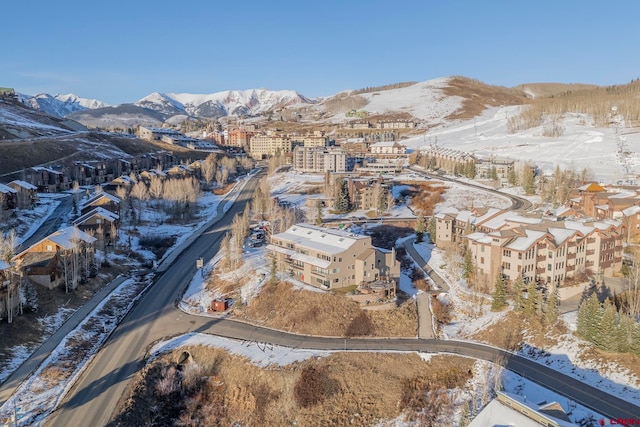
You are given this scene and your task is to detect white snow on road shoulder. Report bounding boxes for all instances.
[150,333,330,367]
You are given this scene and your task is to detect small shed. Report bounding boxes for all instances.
[211,299,229,312]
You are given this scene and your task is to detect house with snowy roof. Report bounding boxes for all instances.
[73,207,120,249]
[12,226,97,290]
[469,391,575,427]
[0,183,17,220]
[267,223,399,290]
[7,180,38,209]
[80,192,121,216]
[369,141,407,157]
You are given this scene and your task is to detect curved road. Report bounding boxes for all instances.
[409,166,532,211]
[45,175,638,425]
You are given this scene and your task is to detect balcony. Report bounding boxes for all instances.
[567,252,576,260]
[586,261,595,267]
[614,257,622,264]
[567,241,577,247]
[586,249,595,256]
[566,265,575,272]
[536,255,546,262]
[536,267,546,275]
[587,238,596,244]
[537,243,546,250]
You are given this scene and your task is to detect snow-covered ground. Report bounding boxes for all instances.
[402,106,640,185]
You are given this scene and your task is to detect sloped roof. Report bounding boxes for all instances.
[9,180,37,190]
[272,223,368,255]
[73,207,119,226]
[13,226,97,261]
[578,182,605,192]
[0,183,17,194]
[80,192,121,211]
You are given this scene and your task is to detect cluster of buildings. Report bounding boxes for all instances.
[266,223,399,293]
[137,126,217,150]
[415,146,519,184]
[1,192,121,322]
[435,205,625,291]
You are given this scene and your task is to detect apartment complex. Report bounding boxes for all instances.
[249,134,293,158]
[435,208,624,290]
[267,224,399,290]
[369,141,407,157]
[417,146,476,175]
[475,157,515,183]
[293,146,347,173]
[291,131,328,148]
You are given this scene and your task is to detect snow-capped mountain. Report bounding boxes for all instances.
[134,89,313,120]
[21,93,110,118]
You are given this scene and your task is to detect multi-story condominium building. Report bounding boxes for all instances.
[475,157,515,183]
[417,147,476,175]
[291,131,328,148]
[249,134,293,158]
[138,126,182,141]
[369,141,407,157]
[293,146,347,173]
[375,119,416,129]
[267,223,399,290]
[434,207,624,291]
[347,177,391,211]
[228,129,256,149]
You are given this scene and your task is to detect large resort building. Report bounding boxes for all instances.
[435,207,624,291]
[267,224,399,290]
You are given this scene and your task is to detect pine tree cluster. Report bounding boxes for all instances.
[577,293,640,355]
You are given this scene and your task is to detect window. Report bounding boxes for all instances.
[503,250,511,257]
[46,245,53,251]
[547,264,552,271]
[480,257,484,264]
[518,253,522,260]
[548,251,553,258]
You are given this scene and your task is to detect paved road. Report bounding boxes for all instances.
[409,166,533,211]
[42,174,639,424]
[46,176,262,427]
[403,236,449,293]
[18,194,74,251]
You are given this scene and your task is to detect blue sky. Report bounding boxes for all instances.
[3,0,639,105]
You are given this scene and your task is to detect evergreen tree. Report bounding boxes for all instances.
[577,293,602,343]
[596,300,619,352]
[415,212,425,243]
[545,287,560,324]
[488,166,498,181]
[464,162,476,179]
[427,216,437,244]
[315,202,323,225]
[462,249,474,283]
[523,167,536,195]
[492,272,508,311]
[512,276,524,312]
[507,168,517,186]
[616,314,634,354]
[335,178,351,213]
[523,281,537,317]
[631,321,640,358]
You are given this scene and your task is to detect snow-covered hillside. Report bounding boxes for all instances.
[402,106,640,184]
[356,77,463,124]
[20,93,109,118]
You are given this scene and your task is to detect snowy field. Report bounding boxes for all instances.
[402,106,640,185]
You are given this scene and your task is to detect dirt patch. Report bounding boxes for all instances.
[231,282,417,337]
[110,349,474,427]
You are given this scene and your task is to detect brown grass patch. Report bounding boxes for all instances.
[410,182,448,215]
[212,182,236,195]
[442,76,529,121]
[111,348,474,427]
[231,282,417,337]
